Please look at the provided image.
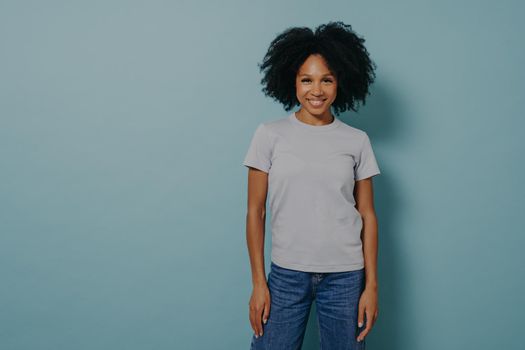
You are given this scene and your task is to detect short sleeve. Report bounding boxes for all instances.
[354,132,381,181]
[242,123,273,173]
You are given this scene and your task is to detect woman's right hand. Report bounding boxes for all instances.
[249,283,271,338]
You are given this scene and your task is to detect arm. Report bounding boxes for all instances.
[245,167,271,338]
[355,177,379,290]
[353,176,379,342]
[246,167,269,287]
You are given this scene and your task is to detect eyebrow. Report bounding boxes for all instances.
[299,73,335,77]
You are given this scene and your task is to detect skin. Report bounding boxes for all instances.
[246,53,379,342]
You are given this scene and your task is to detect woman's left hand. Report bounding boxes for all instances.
[356,286,379,342]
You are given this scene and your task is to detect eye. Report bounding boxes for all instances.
[300,78,334,83]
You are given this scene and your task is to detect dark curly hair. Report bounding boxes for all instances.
[258,21,377,115]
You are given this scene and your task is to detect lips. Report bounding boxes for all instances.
[307,98,326,107]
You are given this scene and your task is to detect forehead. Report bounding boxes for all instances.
[297,54,334,76]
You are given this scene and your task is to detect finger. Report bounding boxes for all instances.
[249,311,257,335]
[250,308,260,335]
[357,302,365,328]
[358,327,370,342]
[358,311,373,342]
[262,301,270,324]
[255,307,263,336]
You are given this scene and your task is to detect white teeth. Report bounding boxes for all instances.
[308,99,324,106]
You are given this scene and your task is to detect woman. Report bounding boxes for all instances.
[243,21,380,350]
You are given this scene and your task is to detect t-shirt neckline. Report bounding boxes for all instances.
[288,111,341,132]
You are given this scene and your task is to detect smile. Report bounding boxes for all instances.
[307,98,326,107]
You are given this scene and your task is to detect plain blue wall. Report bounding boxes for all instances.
[1,1,524,349]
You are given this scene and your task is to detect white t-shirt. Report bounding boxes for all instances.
[243,111,381,272]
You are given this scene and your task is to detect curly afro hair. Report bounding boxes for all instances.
[258,21,377,115]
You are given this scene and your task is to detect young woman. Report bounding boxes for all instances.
[243,21,380,350]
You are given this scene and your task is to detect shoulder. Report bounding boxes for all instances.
[255,114,292,139]
[336,120,369,141]
[259,114,290,131]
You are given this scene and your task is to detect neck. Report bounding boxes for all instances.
[296,109,334,126]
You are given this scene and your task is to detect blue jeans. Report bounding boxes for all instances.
[250,261,367,350]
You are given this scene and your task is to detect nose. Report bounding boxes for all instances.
[310,83,323,96]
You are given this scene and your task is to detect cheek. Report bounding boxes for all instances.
[295,85,307,96]
[329,86,338,100]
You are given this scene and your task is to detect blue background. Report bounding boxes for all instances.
[1,1,524,349]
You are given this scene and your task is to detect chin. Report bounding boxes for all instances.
[304,106,330,116]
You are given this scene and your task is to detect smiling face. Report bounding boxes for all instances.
[295,54,338,120]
